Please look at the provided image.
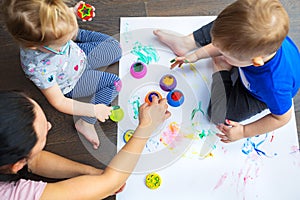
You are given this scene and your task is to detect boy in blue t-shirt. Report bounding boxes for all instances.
[154,0,300,143]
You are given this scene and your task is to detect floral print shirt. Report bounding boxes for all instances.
[20,40,86,94]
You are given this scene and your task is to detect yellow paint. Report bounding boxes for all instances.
[163,76,174,85]
[189,63,198,76]
[205,152,214,158]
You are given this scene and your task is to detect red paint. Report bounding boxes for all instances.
[171,91,182,101]
[270,135,274,142]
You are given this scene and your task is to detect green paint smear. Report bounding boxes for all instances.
[131,42,159,64]
[130,99,140,119]
[199,130,206,139]
[191,101,205,121]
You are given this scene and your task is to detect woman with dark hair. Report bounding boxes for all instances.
[0,91,170,199]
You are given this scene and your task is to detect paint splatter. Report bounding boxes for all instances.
[123,22,131,43]
[131,42,159,64]
[129,96,141,119]
[201,74,209,85]
[146,138,160,152]
[184,133,199,140]
[290,145,300,154]
[189,63,198,76]
[205,152,214,158]
[235,155,261,199]
[191,101,205,120]
[160,122,180,149]
[213,173,228,190]
[199,130,206,139]
[197,129,217,141]
[269,131,275,142]
[213,154,262,199]
[290,147,300,167]
[241,133,276,157]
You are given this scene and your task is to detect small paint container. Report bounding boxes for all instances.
[130,62,147,79]
[145,91,162,104]
[167,90,184,107]
[110,107,124,122]
[159,74,177,91]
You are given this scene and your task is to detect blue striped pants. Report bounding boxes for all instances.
[65,29,122,124]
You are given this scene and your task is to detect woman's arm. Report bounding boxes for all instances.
[28,150,103,179]
[40,97,171,200]
[41,84,111,122]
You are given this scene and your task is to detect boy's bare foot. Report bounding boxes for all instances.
[212,56,233,72]
[75,119,100,149]
[153,30,198,56]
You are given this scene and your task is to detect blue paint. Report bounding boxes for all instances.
[241,134,274,157]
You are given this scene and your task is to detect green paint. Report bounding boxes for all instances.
[170,58,176,63]
[112,105,120,110]
[133,62,143,72]
[131,42,159,64]
[199,130,206,139]
[190,101,205,120]
[131,98,140,119]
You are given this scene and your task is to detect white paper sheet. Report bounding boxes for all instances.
[117,17,300,200]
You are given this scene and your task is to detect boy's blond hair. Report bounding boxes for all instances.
[2,0,77,47]
[211,0,289,60]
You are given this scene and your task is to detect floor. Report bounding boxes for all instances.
[0,1,299,199]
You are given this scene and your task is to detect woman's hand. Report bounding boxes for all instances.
[138,96,171,132]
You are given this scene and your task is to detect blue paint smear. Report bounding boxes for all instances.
[241,133,272,157]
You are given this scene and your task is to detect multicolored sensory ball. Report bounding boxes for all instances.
[77,3,95,21]
[145,173,162,189]
[123,129,134,143]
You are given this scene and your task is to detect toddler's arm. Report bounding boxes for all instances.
[170,44,221,69]
[244,108,292,137]
[41,84,111,122]
[216,108,292,143]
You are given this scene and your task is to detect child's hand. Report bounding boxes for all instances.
[138,96,171,132]
[216,119,245,143]
[94,104,111,122]
[170,57,189,69]
[170,53,198,69]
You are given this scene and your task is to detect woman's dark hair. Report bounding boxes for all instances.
[0,91,37,181]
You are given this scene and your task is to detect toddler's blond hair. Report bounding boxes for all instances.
[2,0,77,47]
